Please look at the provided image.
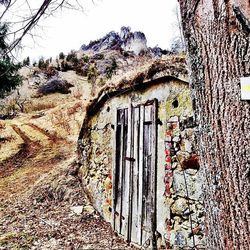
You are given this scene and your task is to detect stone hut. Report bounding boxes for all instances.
[78,58,206,249]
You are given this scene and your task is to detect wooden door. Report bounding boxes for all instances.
[112,99,157,248]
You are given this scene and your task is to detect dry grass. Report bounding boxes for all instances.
[25,101,56,112]
[0,121,5,130]
[67,102,82,116]
[72,86,83,100]
[51,110,71,135]
[0,125,24,162]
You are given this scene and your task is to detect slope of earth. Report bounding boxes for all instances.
[0,69,88,199]
[0,158,136,249]
[0,68,136,249]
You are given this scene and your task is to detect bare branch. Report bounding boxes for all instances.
[0,0,11,19]
[0,0,85,56]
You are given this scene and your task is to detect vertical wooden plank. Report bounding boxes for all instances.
[112,108,118,230]
[123,104,132,241]
[130,106,140,243]
[142,104,153,246]
[116,109,124,234]
[137,104,144,245]
[128,104,135,242]
[120,108,128,235]
[150,99,158,249]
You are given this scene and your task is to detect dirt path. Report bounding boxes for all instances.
[0,124,41,178]
[25,123,61,142]
[0,120,72,199]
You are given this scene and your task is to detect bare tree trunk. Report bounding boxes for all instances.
[178,1,250,249]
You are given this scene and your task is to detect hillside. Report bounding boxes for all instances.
[0,28,180,249]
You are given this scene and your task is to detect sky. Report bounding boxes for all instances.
[18,0,179,61]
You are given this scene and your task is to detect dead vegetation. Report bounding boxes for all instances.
[25,101,56,112]
[37,79,74,96]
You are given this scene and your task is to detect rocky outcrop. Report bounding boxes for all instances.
[149,46,170,58]
[81,31,122,52]
[81,26,169,57]
[120,27,147,55]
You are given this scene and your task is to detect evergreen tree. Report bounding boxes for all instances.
[22,56,30,66]
[0,23,22,98]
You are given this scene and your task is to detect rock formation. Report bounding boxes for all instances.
[81,26,169,57]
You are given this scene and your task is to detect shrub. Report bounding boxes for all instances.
[45,58,50,65]
[37,79,74,95]
[82,54,89,63]
[98,77,106,87]
[0,97,19,119]
[44,66,58,78]
[38,57,49,70]
[71,56,79,66]
[66,50,77,62]
[22,56,30,66]
[75,63,89,76]
[59,52,65,60]
[105,58,117,79]
[87,64,98,83]
[60,60,72,72]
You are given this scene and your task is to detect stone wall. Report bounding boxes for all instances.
[163,116,205,249]
[78,79,206,249]
[78,110,113,221]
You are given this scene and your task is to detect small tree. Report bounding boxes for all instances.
[87,64,98,95]
[38,57,49,70]
[66,50,77,62]
[0,59,22,98]
[59,52,65,60]
[82,54,89,63]
[22,56,30,66]
[38,57,45,69]
[60,60,72,72]
[105,58,117,79]
[0,23,22,98]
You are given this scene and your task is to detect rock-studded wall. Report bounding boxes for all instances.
[78,79,206,249]
[79,113,113,221]
[161,90,206,249]
[163,116,205,249]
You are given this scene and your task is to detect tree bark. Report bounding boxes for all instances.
[178,0,250,249]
